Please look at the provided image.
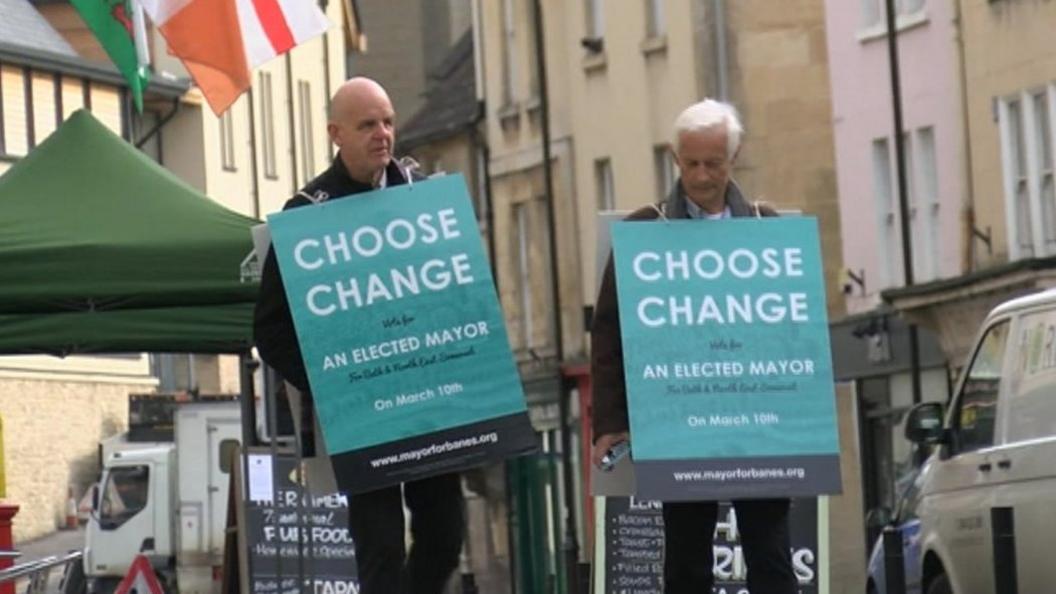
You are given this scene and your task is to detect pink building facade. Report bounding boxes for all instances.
[825,0,968,313]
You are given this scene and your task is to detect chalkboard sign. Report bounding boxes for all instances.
[596,497,824,594]
[603,497,665,592]
[236,452,359,594]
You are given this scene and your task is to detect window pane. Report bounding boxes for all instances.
[527,0,539,96]
[299,81,315,180]
[860,0,881,27]
[502,0,517,103]
[646,0,665,37]
[1035,92,1053,168]
[1009,100,1027,178]
[654,146,675,198]
[1008,100,1033,255]
[899,0,925,15]
[955,321,1009,453]
[915,127,939,280]
[916,127,938,204]
[872,138,900,285]
[260,72,277,178]
[514,202,532,348]
[595,158,614,211]
[586,0,604,38]
[1017,181,1035,256]
[1042,174,1056,247]
[1032,92,1056,248]
[220,111,236,171]
[1008,310,1056,442]
[100,465,150,530]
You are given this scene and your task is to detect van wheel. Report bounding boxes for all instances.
[927,573,952,594]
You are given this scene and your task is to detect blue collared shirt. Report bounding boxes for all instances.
[684,197,731,220]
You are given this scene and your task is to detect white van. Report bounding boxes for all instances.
[903,288,1056,594]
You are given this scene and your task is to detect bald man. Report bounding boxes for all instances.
[254,78,464,594]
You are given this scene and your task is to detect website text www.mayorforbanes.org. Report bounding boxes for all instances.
[673,466,807,483]
[369,432,499,468]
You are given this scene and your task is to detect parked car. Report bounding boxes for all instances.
[865,466,924,594]
[898,288,1056,594]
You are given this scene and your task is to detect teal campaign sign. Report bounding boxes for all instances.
[611,217,841,500]
[267,175,536,492]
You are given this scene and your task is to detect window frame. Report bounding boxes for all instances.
[1000,85,1056,259]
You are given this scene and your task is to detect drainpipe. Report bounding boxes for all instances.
[469,114,497,283]
[530,1,581,592]
[286,54,300,192]
[470,0,491,280]
[712,0,729,101]
[883,0,923,407]
[953,0,977,272]
[321,0,335,161]
[248,87,262,219]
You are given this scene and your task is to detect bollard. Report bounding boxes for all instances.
[991,507,1018,594]
[0,503,20,594]
[882,525,906,594]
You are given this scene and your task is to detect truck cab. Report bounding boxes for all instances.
[85,444,176,592]
[84,398,241,594]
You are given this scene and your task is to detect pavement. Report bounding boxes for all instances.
[8,525,85,593]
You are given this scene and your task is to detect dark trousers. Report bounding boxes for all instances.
[661,498,798,594]
[348,472,464,594]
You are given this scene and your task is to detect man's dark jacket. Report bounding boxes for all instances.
[254,157,418,397]
[590,180,777,440]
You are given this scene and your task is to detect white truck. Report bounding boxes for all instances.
[84,398,242,594]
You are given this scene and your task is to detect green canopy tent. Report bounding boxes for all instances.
[0,110,260,355]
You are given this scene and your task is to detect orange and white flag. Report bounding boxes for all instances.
[139,0,331,115]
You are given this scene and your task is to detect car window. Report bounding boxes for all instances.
[1007,310,1056,443]
[952,320,1009,454]
[100,465,149,530]
[893,467,922,523]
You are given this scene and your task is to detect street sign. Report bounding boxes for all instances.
[113,555,164,594]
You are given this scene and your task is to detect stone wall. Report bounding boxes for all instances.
[0,378,135,542]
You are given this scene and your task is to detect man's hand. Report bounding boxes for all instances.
[592,432,630,469]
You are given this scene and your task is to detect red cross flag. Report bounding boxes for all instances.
[138,0,331,115]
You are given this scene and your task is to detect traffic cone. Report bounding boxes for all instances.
[65,487,77,530]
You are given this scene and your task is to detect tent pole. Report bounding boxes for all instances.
[239,351,258,450]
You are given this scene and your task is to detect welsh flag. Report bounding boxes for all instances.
[70,0,151,112]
